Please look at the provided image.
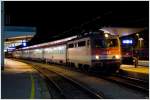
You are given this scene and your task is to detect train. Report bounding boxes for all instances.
[12,31,121,73]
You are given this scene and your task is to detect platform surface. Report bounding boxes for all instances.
[120,64,149,81]
[121,64,149,74]
[2,59,50,99]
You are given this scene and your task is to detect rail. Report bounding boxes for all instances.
[100,75,149,94]
[32,65,104,99]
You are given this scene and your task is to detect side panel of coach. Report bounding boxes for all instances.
[43,44,67,64]
[12,50,22,58]
[29,48,44,61]
[22,50,30,59]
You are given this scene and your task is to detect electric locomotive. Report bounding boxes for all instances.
[67,32,121,73]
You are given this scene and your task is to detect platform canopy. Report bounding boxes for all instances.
[100,27,145,37]
[4,26,36,51]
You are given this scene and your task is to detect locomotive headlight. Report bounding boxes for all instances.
[104,33,109,38]
[115,55,120,59]
[95,55,100,60]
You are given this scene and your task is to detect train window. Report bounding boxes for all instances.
[68,44,74,48]
[78,41,86,47]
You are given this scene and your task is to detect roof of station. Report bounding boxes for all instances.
[4,26,36,39]
[100,27,145,37]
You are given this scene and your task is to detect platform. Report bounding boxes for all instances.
[1,59,50,99]
[138,60,149,67]
[119,64,149,81]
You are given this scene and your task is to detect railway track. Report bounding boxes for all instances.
[64,63,149,94]
[115,73,149,87]
[32,65,104,99]
[63,64,149,94]
[99,74,149,94]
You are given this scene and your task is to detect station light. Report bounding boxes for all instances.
[22,40,26,42]
[4,49,7,52]
[136,33,139,36]
[23,42,27,47]
[7,47,15,51]
[138,38,144,41]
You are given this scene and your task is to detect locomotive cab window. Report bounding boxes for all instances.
[95,39,118,48]
[106,39,118,47]
[95,39,105,48]
[78,41,86,47]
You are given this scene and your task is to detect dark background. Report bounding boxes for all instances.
[4,1,149,45]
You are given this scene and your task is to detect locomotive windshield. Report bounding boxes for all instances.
[95,39,118,48]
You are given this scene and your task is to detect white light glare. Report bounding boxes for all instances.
[95,55,99,60]
[115,55,120,59]
[105,34,109,38]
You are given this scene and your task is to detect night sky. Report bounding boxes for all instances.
[4,1,149,45]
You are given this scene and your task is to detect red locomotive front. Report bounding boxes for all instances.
[67,32,121,73]
[90,33,121,72]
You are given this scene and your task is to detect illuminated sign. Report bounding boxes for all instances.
[122,40,133,44]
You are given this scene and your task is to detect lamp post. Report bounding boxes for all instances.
[136,33,140,49]
[139,38,144,48]
[134,33,141,68]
